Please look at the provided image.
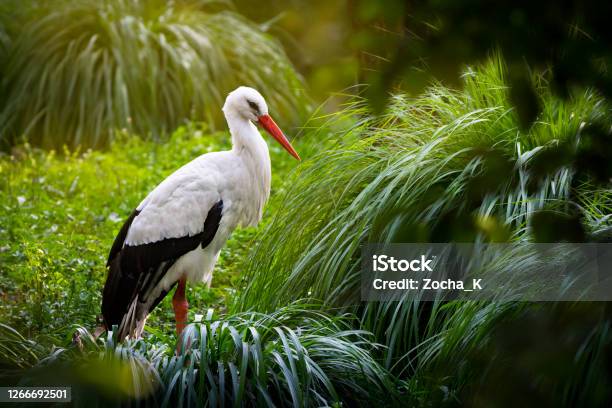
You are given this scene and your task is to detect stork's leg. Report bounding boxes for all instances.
[172,278,189,337]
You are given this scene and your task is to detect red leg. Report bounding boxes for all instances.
[172,278,189,337]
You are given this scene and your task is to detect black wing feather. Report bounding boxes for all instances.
[107,209,140,267]
[102,200,223,330]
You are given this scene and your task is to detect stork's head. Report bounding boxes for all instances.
[223,86,300,160]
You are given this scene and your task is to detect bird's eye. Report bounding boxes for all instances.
[247,100,259,113]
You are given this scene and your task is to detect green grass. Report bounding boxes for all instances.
[237,56,612,404]
[0,0,309,149]
[239,57,610,312]
[18,305,395,407]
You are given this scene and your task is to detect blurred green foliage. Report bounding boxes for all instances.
[0,0,308,149]
[232,0,359,110]
[353,0,612,123]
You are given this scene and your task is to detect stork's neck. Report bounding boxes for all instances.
[225,111,269,161]
[225,111,271,225]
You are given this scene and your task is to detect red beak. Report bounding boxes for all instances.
[257,114,301,161]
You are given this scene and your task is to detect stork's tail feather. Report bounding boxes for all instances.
[102,253,143,339]
[115,298,147,339]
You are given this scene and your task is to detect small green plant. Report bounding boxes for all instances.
[0,323,45,370]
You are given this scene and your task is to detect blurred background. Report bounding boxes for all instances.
[1,0,610,148]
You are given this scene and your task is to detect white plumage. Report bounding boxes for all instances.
[102,87,299,339]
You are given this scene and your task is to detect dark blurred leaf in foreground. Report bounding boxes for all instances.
[355,0,612,125]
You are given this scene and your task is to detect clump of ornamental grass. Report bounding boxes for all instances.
[0,0,308,149]
[18,304,397,407]
[237,56,612,404]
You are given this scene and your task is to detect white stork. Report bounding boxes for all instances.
[102,87,300,339]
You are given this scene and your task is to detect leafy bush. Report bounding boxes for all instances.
[19,305,396,407]
[237,56,612,403]
[0,0,308,149]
